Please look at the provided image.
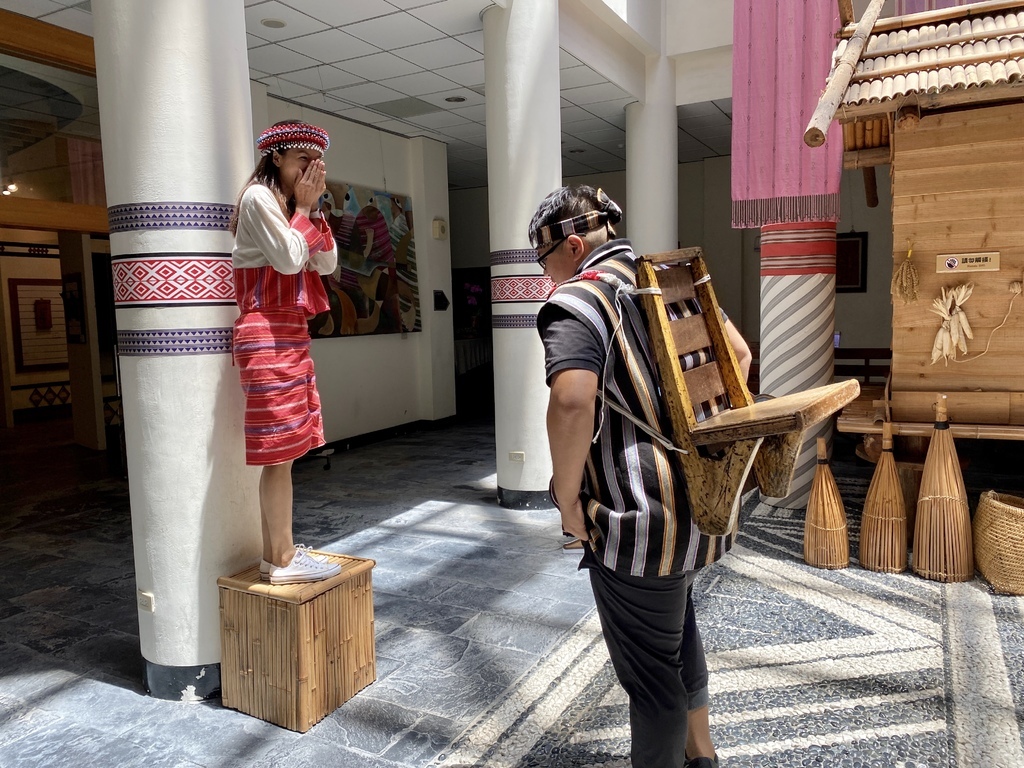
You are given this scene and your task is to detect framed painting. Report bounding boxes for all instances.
[836,231,868,293]
[309,181,420,337]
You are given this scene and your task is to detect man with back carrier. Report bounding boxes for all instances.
[531,184,751,768]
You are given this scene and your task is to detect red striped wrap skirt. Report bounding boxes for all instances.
[233,308,325,466]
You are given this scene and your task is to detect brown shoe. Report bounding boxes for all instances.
[562,538,584,552]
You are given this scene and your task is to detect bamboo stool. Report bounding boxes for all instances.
[218,552,376,732]
[912,396,973,582]
[860,422,908,573]
[804,438,849,569]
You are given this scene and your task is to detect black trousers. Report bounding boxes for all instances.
[584,552,708,768]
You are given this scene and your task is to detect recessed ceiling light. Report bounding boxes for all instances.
[568,148,585,154]
[444,96,467,103]
[261,18,287,29]
[6,183,16,191]
[1,190,10,196]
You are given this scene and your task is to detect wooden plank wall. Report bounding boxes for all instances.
[890,102,1024,423]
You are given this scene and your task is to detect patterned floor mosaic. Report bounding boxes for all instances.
[436,472,1024,768]
[2,420,1023,767]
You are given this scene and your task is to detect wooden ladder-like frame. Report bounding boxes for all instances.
[638,248,860,535]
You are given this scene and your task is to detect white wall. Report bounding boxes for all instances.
[449,159,896,348]
[260,93,456,442]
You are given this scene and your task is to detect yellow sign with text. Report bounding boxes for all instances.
[936,251,1000,273]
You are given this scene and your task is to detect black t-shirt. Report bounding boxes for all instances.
[537,305,604,384]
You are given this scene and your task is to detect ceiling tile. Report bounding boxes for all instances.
[373,118,420,136]
[379,71,461,97]
[562,82,628,106]
[343,13,444,49]
[678,114,731,131]
[713,97,733,117]
[584,157,626,172]
[247,44,319,74]
[330,81,408,107]
[264,77,316,99]
[282,65,364,91]
[449,103,487,121]
[5,0,63,18]
[561,159,593,177]
[289,0,397,27]
[582,98,632,119]
[572,127,624,144]
[560,105,593,124]
[244,1,328,42]
[333,106,392,124]
[434,59,485,88]
[38,7,92,35]
[339,52,422,80]
[394,38,480,69]
[384,0,438,8]
[676,102,720,118]
[404,111,473,129]
[561,116,611,133]
[438,120,487,140]
[247,32,270,48]
[559,66,606,90]
[408,0,489,36]
[417,87,484,109]
[245,0,268,5]
[455,30,485,54]
[559,49,582,69]
[281,29,379,64]
[290,91,344,111]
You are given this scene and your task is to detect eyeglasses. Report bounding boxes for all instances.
[536,238,564,270]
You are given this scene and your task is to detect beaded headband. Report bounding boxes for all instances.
[256,123,330,156]
[534,188,623,248]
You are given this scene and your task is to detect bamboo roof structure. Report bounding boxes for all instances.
[805,0,1024,161]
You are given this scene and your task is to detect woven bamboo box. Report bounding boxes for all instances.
[217,553,376,732]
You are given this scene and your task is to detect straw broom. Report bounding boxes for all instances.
[804,437,849,569]
[859,422,907,573]
[912,395,973,582]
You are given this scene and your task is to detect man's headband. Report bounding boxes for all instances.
[257,123,330,156]
[534,188,623,248]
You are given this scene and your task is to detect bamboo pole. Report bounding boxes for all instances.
[839,0,1024,38]
[805,0,888,147]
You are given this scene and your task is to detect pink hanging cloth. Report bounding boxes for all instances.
[730,0,844,229]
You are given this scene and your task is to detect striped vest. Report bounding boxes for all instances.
[539,240,733,577]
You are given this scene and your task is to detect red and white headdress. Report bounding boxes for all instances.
[256,122,330,156]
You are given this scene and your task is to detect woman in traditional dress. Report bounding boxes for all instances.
[229,120,340,585]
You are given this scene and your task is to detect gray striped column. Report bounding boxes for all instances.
[483,0,562,508]
[94,0,259,699]
[759,222,837,509]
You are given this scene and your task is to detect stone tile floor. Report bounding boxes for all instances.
[2,419,1024,767]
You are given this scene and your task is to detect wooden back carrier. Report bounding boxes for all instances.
[637,248,860,535]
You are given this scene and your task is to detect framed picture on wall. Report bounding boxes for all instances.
[836,231,868,293]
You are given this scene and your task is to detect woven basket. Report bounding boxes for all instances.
[974,491,1024,595]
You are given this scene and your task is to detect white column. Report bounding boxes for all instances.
[625,56,678,255]
[93,0,259,699]
[483,0,562,507]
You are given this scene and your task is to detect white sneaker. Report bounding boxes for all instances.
[260,545,329,581]
[267,548,340,585]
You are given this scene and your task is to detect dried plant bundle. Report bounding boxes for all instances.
[860,422,907,573]
[804,437,849,569]
[912,396,973,582]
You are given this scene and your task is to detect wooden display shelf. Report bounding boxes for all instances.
[837,386,1024,441]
